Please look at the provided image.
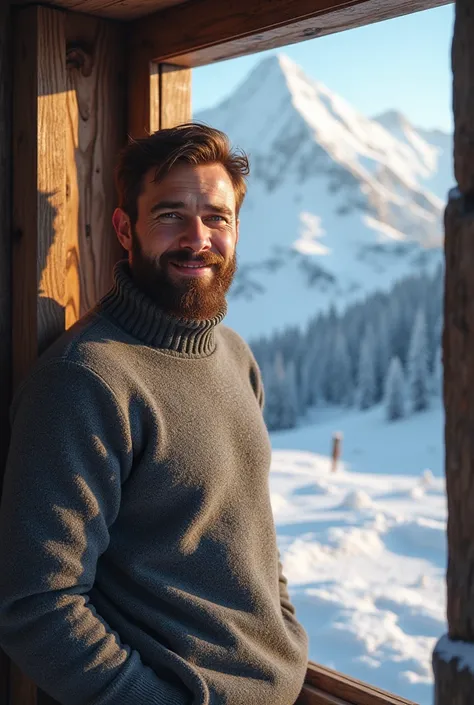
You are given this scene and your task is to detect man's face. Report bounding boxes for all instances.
[113,162,239,320]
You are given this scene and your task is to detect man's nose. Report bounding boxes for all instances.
[178,217,211,251]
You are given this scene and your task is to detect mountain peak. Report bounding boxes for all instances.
[374,110,412,132]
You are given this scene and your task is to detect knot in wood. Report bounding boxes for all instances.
[66,43,93,77]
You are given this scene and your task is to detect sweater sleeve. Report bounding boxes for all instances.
[278,559,296,618]
[0,360,190,705]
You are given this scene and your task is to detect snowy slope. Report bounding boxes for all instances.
[270,401,446,705]
[196,55,452,340]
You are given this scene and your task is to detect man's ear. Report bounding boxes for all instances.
[236,218,240,245]
[112,208,133,252]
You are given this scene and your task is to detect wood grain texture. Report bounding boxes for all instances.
[127,60,190,137]
[11,0,185,20]
[11,7,67,703]
[0,9,11,705]
[0,0,12,476]
[128,51,160,138]
[130,0,452,67]
[452,0,474,193]
[65,13,125,325]
[305,662,418,705]
[298,683,352,704]
[12,5,67,390]
[160,64,191,128]
[433,192,474,704]
[432,1,474,701]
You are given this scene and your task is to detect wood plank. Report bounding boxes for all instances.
[0,2,11,699]
[11,0,185,21]
[128,60,190,137]
[431,1,474,702]
[9,0,452,22]
[305,662,418,705]
[0,0,12,476]
[12,4,67,390]
[129,0,452,68]
[11,6,67,700]
[65,13,125,325]
[160,64,191,128]
[128,51,160,138]
[451,0,474,193]
[298,683,352,704]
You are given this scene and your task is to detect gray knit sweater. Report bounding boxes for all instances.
[0,261,308,705]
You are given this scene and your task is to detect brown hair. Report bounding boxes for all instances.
[115,122,250,225]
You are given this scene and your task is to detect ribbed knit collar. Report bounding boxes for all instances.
[98,260,226,356]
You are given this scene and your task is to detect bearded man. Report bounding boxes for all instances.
[0,123,308,705]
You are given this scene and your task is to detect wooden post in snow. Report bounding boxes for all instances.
[331,432,342,473]
[432,0,474,701]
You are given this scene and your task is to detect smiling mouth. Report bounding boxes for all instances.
[169,261,213,275]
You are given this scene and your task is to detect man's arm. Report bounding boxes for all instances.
[278,560,297,618]
[0,359,189,705]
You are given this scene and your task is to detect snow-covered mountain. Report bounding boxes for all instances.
[196,54,453,341]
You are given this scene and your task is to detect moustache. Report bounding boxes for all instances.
[160,251,226,268]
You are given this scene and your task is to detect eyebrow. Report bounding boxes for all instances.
[150,200,234,218]
[150,200,186,214]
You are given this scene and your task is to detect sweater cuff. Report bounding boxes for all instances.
[117,665,191,705]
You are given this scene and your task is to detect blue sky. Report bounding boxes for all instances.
[192,4,454,132]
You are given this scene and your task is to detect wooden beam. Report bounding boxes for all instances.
[0,2,12,701]
[298,683,352,704]
[432,0,474,702]
[10,0,185,21]
[128,51,160,139]
[305,662,417,705]
[11,5,67,703]
[0,0,12,479]
[160,64,191,128]
[12,4,67,390]
[64,12,125,325]
[128,58,191,138]
[129,0,452,68]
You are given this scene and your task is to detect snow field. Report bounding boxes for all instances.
[270,403,446,705]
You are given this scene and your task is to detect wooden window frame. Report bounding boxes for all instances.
[3,0,458,703]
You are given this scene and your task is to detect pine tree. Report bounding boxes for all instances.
[327,328,353,405]
[384,357,406,421]
[432,344,443,398]
[357,327,377,410]
[408,308,430,412]
[286,360,300,421]
[374,315,391,402]
[263,353,298,431]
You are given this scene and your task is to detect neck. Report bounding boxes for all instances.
[98,260,227,356]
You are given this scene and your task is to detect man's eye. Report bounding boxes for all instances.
[207,215,226,222]
[159,212,180,220]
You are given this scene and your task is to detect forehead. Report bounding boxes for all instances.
[140,162,236,210]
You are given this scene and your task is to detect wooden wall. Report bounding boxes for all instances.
[12,5,125,390]
[128,53,191,137]
[65,12,126,326]
[433,0,474,701]
[0,2,12,703]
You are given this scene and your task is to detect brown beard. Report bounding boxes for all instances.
[130,231,237,320]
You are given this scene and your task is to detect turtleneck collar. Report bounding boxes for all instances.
[98,260,226,356]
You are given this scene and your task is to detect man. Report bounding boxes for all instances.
[0,123,308,705]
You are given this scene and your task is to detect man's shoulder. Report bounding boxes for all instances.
[217,324,261,377]
[28,310,128,387]
[217,324,255,361]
